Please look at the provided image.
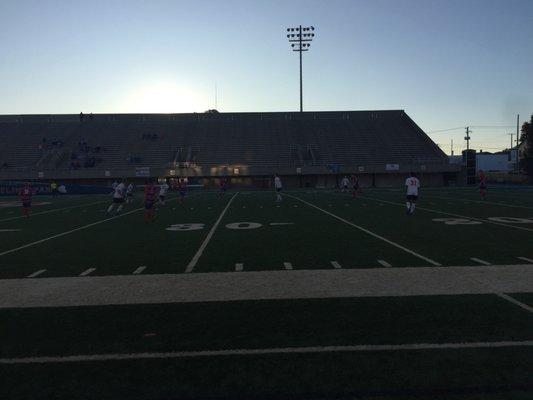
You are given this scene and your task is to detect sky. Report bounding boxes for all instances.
[1,0,532,154]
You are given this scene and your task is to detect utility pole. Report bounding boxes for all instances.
[286,25,316,112]
[464,127,471,151]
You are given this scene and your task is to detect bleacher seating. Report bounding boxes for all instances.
[0,111,449,175]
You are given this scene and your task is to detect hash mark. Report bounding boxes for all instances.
[330,261,342,269]
[79,268,96,276]
[133,266,146,274]
[283,262,293,270]
[470,258,491,266]
[377,259,392,267]
[27,269,46,278]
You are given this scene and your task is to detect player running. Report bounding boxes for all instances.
[340,176,350,193]
[106,179,125,216]
[274,174,282,203]
[479,170,487,200]
[405,172,420,215]
[19,182,33,218]
[144,179,157,222]
[177,178,187,204]
[219,177,228,197]
[351,175,361,197]
[126,183,135,204]
[159,180,170,206]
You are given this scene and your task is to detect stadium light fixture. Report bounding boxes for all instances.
[285,25,316,112]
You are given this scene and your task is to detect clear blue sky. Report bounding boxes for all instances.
[1,0,532,153]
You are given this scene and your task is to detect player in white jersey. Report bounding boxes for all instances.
[274,174,282,203]
[107,179,125,215]
[340,176,350,193]
[126,183,135,203]
[405,172,420,215]
[159,181,170,205]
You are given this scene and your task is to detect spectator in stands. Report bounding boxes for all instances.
[79,112,84,122]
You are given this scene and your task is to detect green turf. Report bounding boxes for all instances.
[2,295,532,358]
[0,186,532,277]
[2,348,532,399]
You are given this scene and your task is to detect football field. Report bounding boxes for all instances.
[1,186,532,399]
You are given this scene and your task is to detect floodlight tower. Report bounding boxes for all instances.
[286,25,315,112]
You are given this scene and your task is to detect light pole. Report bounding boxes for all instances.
[286,25,315,112]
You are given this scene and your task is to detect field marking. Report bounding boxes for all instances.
[377,259,392,267]
[283,262,293,270]
[133,266,146,274]
[330,261,342,269]
[185,193,238,273]
[235,263,243,272]
[0,207,144,258]
[0,200,107,223]
[470,258,492,266]
[26,269,46,278]
[79,268,96,276]
[495,293,533,314]
[2,340,532,364]
[359,195,533,233]
[269,222,294,226]
[517,257,533,263]
[287,194,441,266]
[0,229,22,232]
[427,195,533,211]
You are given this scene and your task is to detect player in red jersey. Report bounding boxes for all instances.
[177,178,187,204]
[144,179,157,222]
[479,170,487,200]
[350,175,360,197]
[19,182,33,218]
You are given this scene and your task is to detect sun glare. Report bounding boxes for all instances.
[126,83,208,113]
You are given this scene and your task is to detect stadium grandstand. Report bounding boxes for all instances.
[0,110,459,187]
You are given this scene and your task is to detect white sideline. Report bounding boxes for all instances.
[2,265,533,309]
[2,340,532,364]
[287,194,441,266]
[185,193,238,273]
[0,200,107,223]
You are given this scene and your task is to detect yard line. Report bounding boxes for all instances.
[377,259,392,267]
[0,207,143,258]
[2,340,532,364]
[133,266,147,274]
[185,193,238,273]
[495,293,533,314]
[287,194,441,266]
[79,268,96,276]
[283,262,293,270]
[359,195,533,233]
[235,263,243,272]
[517,256,533,263]
[0,200,107,223]
[26,269,46,278]
[330,261,342,269]
[470,258,492,266]
[427,195,533,210]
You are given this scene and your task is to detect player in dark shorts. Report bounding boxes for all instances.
[479,170,487,199]
[178,178,187,204]
[19,182,33,218]
[351,175,360,197]
[219,177,228,197]
[144,179,157,222]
